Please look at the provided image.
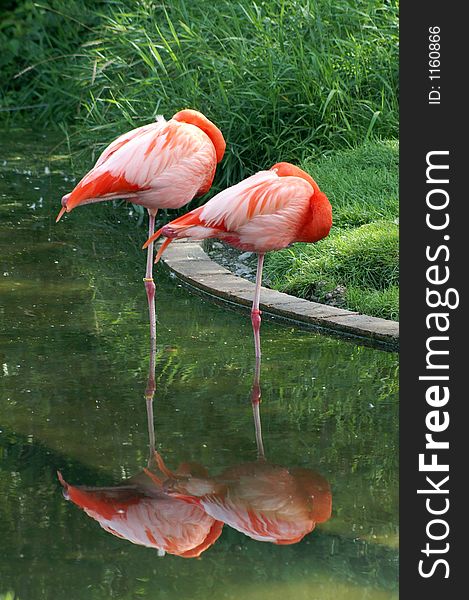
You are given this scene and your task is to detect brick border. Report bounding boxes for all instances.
[160,240,399,350]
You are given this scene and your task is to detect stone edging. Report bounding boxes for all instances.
[160,240,399,350]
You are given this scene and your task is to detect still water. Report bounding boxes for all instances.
[0,132,398,599]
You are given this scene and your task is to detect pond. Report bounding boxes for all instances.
[0,132,398,600]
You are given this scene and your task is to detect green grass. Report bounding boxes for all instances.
[347,285,399,321]
[1,0,399,190]
[303,139,399,228]
[264,141,399,320]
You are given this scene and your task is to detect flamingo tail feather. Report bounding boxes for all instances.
[142,226,164,249]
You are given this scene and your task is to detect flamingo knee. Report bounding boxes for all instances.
[251,308,262,330]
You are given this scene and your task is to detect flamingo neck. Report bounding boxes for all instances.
[173,109,226,163]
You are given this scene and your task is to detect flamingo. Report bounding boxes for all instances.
[146,356,332,545]
[55,109,225,344]
[143,162,332,357]
[57,340,224,558]
[159,461,331,545]
[57,469,224,558]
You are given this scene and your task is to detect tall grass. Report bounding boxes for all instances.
[1,0,399,189]
[303,139,399,228]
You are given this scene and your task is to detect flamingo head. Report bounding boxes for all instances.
[291,467,332,523]
[173,109,226,163]
[271,162,332,243]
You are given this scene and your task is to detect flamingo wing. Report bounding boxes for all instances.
[59,117,216,217]
[94,120,164,168]
[145,170,314,254]
[203,170,313,231]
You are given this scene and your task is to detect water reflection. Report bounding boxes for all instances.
[58,347,331,556]
[57,344,224,558]
[154,356,332,546]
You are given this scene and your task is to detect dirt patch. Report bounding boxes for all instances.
[204,240,274,287]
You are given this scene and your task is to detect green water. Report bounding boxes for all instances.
[0,132,398,600]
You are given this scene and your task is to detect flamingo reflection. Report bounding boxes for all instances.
[57,345,223,558]
[146,356,332,545]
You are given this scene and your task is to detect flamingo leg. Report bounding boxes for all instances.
[145,339,156,467]
[153,450,177,480]
[144,209,158,345]
[143,334,175,480]
[251,354,265,460]
[143,468,163,486]
[251,253,265,359]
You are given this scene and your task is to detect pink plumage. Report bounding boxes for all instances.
[161,461,332,545]
[142,162,332,357]
[55,108,225,343]
[57,469,224,558]
[144,162,332,258]
[56,109,225,222]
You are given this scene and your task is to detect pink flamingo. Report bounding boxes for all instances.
[146,357,332,546]
[56,109,225,343]
[157,461,331,545]
[57,341,224,558]
[143,162,332,357]
[57,467,224,558]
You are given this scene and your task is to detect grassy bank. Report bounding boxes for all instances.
[265,141,399,320]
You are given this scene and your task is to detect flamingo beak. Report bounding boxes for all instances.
[56,206,67,223]
[56,193,72,223]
